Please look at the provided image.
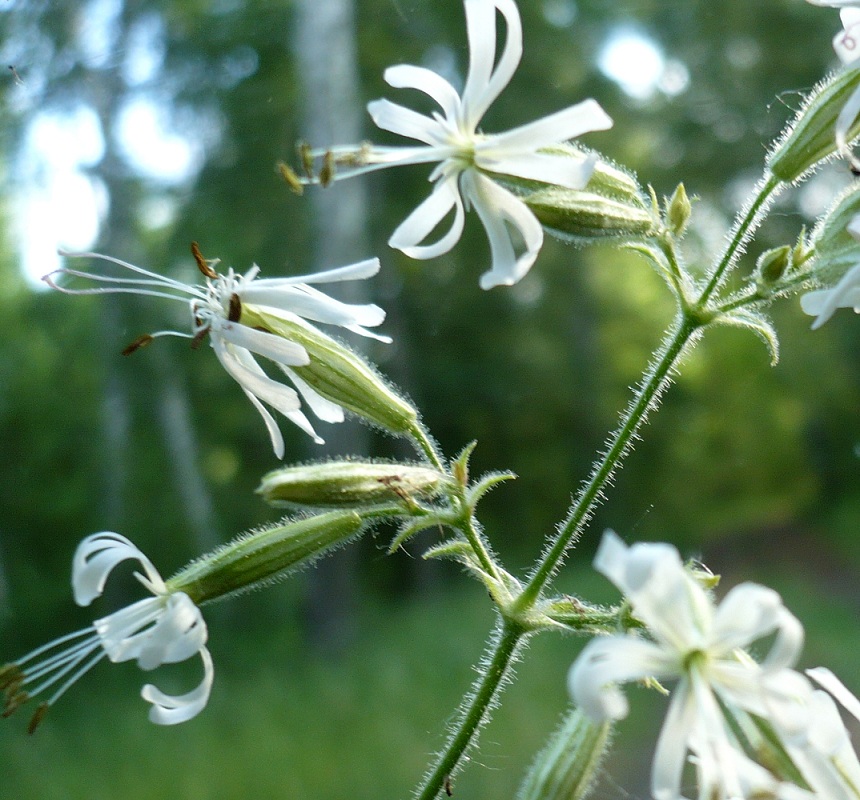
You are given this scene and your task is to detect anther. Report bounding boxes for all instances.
[27,702,49,735]
[191,241,218,279]
[297,141,314,178]
[121,334,154,357]
[191,327,210,350]
[228,293,242,323]
[319,151,336,187]
[277,161,304,195]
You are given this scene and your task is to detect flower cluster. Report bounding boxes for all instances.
[1,533,212,729]
[569,531,860,800]
[45,248,390,458]
[305,0,612,289]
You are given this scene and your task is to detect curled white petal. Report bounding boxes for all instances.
[142,647,215,726]
[801,262,860,328]
[808,667,860,722]
[487,101,613,153]
[368,98,447,146]
[73,532,166,606]
[216,321,310,367]
[568,635,674,721]
[389,176,466,259]
[384,64,461,119]
[462,170,543,289]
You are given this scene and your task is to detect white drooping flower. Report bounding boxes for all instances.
[312,0,612,290]
[568,531,811,800]
[45,249,390,458]
[1,533,213,728]
[802,213,860,327]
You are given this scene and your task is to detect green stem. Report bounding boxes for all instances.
[459,513,502,584]
[414,620,526,800]
[700,173,782,304]
[515,315,699,610]
[410,422,447,472]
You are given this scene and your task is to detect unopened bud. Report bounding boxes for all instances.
[756,245,792,287]
[168,510,366,604]
[665,183,691,238]
[240,306,418,436]
[516,707,612,800]
[257,460,447,509]
[525,189,655,244]
[768,65,860,182]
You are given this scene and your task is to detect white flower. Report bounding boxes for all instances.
[802,213,860,327]
[568,531,810,800]
[1,532,213,728]
[45,249,390,458]
[316,0,612,289]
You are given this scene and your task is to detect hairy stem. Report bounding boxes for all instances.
[700,173,782,304]
[515,315,699,609]
[414,620,526,800]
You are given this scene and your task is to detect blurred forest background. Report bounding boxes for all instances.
[0,0,858,797]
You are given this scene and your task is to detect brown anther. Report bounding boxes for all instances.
[297,141,314,178]
[319,151,336,187]
[444,775,453,796]
[228,292,242,323]
[2,689,28,717]
[121,334,154,357]
[191,327,210,350]
[191,241,218,279]
[277,161,304,195]
[0,663,21,689]
[27,702,49,734]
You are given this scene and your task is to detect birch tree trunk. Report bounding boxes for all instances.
[293,0,369,652]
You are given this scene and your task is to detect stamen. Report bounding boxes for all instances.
[297,141,314,178]
[277,161,304,195]
[27,702,49,735]
[228,293,242,323]
[191,241,218,279]
[319,151,336,187]
[191,327,210,350]
[122,334,154,356]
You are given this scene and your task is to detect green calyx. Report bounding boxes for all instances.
[257,460,448,509]
[767,64,860,182]
[240,306,417,435]
[167,510,366,604]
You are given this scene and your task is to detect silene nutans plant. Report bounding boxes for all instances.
[3,1,860,799]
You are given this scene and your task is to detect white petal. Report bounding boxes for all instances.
[711,583,802,666]
[137,594,208,669]
[216,322,310,367]
[389,175,466,259]
[241,387,286,458]
[461,0,523,129]
[142,647,214,726]
[808,667,860,722]
[243,285,386,331]
[282,366,345,424]
[284,407,325,444]
[651,683,697,800]
[487,101,613,153]
[368,98,447,147]
[835,13,860,64]
[248,257,381,286]
[802,263,860,328]
[73,532,165,606]
[835,81,860,165]
[384,64,461,120]
[460,171,542,289]
[212,339,302,419]
[479,152,596,190]
[568,635,676,721]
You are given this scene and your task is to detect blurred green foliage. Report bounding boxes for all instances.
[0,0,858,797]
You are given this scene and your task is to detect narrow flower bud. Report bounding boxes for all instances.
[241,306,418,436]
[524,188,655,244]
[515,708,612,800]
[168,511,366,604]
[257,460,447,509]
[756,245,793,287]
[665,183,692,238]
[767,65,860,182]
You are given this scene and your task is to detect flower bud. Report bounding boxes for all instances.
[755,245,792,288]
[665,183,691,238]
[167,510,366,604]
[524,188,655,245]
[767,65,860,182]
[516,707,612,800]
[240,306,418,436]
[257,460,447,508]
